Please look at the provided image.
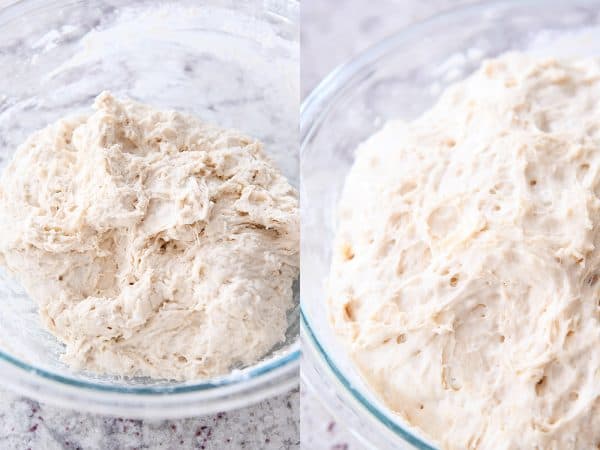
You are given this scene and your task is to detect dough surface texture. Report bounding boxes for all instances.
[328,54,600,449]
[0,92,299,380]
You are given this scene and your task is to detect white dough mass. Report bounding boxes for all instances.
[329,54,600,449]
[0,92,299,380]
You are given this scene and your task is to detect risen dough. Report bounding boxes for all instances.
[329,54,600,449]
[0,92,299,380]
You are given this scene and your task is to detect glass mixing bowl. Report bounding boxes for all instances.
[300,0,600,448]
[0,0,299,418]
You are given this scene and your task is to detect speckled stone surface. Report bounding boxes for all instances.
[0,386,299,450]
[300,1,478,449]
[300,381,357,450]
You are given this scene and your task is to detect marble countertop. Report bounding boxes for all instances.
[300,1,478,449]
[0,387,299,450]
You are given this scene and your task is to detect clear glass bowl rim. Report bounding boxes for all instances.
[0,342,300,394]
[299,0,589,448]
[0,0,300,402]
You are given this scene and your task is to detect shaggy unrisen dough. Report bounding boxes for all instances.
[0,92,299,380]
[329,54,600,450]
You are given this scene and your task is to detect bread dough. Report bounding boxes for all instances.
[329,54,600,449]
[0,92,299,380]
